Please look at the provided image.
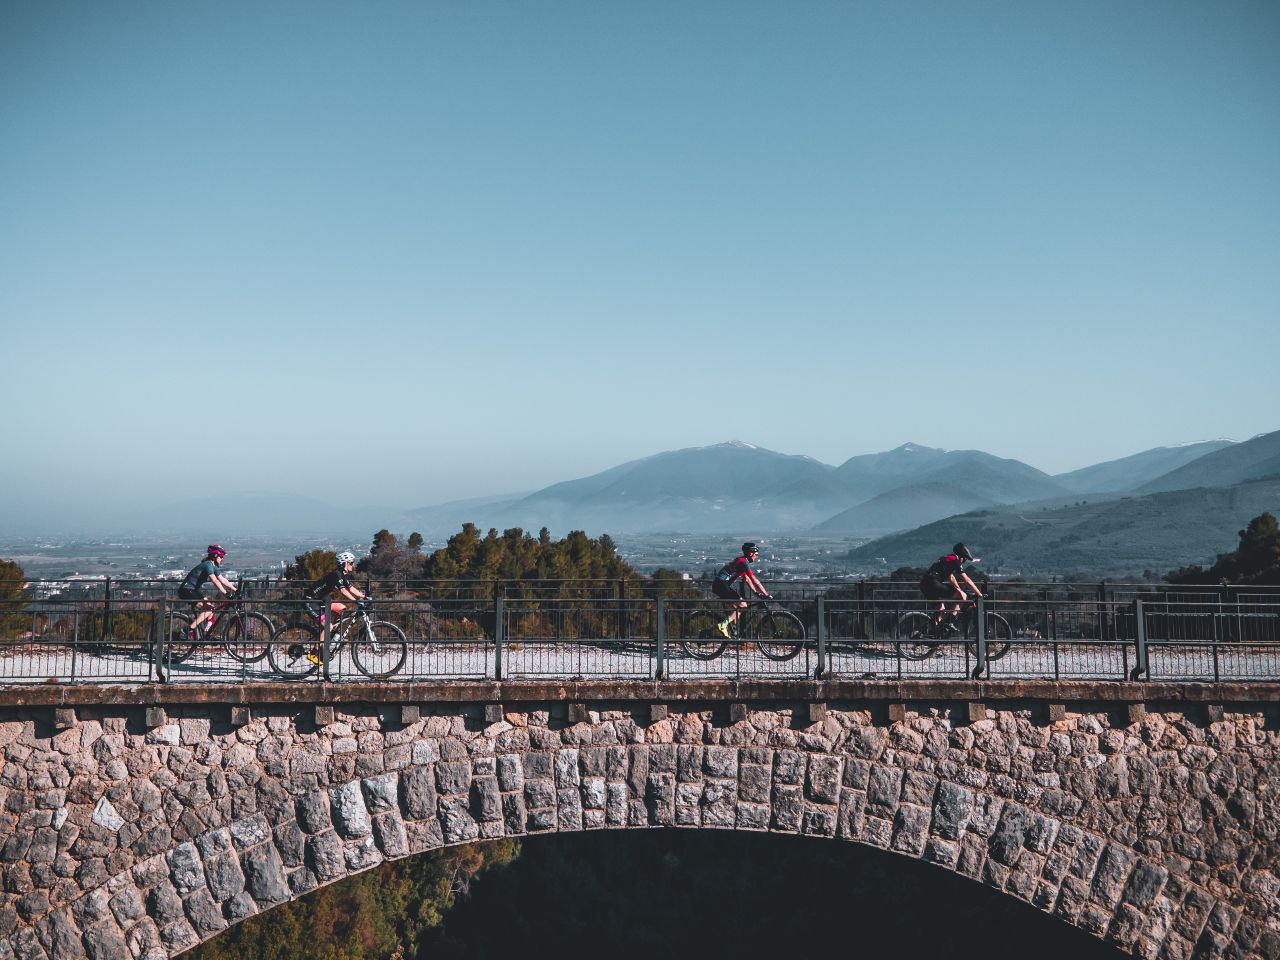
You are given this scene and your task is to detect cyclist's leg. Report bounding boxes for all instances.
[711,581,737,635]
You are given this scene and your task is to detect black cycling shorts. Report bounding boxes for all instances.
[177,586,202,608]
[712,579,741,602]
[921,579,959,601]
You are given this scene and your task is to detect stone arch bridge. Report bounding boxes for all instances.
[0,679,1277,960]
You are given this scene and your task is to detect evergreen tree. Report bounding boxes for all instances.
[1167,512,1280,585]
[284,550,337,582]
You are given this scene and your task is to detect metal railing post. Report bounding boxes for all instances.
[70,611,80,684]
[103,576,113,644]
[617,578,625,641]
[972,597,987,679]
[655,597,665,680]
[155,600,168,683]
[1130,598,1147,680]
[857,580,867,640]
[814,596,826,680]
[493,595,504,680]
[321,613,332,682]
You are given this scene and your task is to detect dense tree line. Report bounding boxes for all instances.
[1166,512,1280,586]
[0,558,25,635]
[284,525,635,587]
[187,841,517,960]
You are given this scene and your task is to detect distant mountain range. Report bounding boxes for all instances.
[842,477,1280,577]
[11,431,1271,580]
[400,434,1266,541]
[1053,439,1237,493]
[1137,430,1280,494]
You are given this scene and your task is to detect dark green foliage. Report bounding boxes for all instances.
[284,549,337,582]
[0,558,26,637]
[188,841,518,960]
[1167,512,1280,585]
[417,524,633,583]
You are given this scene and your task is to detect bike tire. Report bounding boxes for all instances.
[755,609,805,662]
[895,612,939,660]
[679,609,729,661]
[156,612,197,664]
[268,621,321,679]
[965,613,1012,661]
[222,612,275,664]
[349,619,409,679]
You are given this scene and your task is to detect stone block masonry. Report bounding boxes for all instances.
[0,689,1276,960]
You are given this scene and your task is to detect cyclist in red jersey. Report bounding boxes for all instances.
[712,542,771,638]
[919,543,982,631]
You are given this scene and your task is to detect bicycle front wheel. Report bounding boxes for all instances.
[223,612,274,664]
[678,609,729,661]
[965,613,1012,661]
[349,619,408,679]
[268,621,320,679]
[895,612,939,660]
[755,610,805,662]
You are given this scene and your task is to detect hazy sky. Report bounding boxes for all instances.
[3,0,1277,521]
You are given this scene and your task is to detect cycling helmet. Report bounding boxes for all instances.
[336,551,356,565]
[742,542,759,556]
[953,543,973,561]
[207,545,226,560]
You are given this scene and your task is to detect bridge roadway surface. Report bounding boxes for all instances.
[0,638,1275,684]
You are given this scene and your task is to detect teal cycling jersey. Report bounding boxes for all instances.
[180,559,218,593]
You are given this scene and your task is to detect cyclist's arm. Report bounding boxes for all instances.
[960,573,982,598]
[338,584,365,602]
[211,574,235,595]
[947,573,968,600]
[744,571,770,599]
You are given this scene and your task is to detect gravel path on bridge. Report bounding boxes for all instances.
[0,637,1275,684]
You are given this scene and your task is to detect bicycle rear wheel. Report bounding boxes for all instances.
[157,612,196,664]
[349,619,408,679]
[895,612,939,660]
[679,609,729,660]
[268,621,320,679]
[965,613,1012,661]
[755,609,805,662]
[223,612,274,664]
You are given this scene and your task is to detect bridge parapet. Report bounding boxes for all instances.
[0,683,1276,959]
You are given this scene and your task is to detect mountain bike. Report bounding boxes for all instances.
[268,600,408,679]
[157,598,276,665]
[679,600,807,661]
[895,602,1011,661]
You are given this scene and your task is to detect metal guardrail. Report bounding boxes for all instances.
[0,588,1277,685]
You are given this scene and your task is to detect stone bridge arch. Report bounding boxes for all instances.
[0,685,1276,960]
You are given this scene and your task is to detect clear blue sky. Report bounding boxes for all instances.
[2,0,1277,523]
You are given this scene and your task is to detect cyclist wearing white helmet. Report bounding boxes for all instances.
[177,545,236,639]
[302,551,366,626]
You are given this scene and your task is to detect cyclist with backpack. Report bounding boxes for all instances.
[713,542,772,638]
[177,545,236,640]
[920,543,982,632]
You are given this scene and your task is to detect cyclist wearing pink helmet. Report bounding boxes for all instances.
[177,545,236,639]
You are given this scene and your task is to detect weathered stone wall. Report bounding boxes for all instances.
[0,701,1276,960]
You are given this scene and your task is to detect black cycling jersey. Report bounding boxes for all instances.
[304,568,352,601]
[922,554,965,590]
